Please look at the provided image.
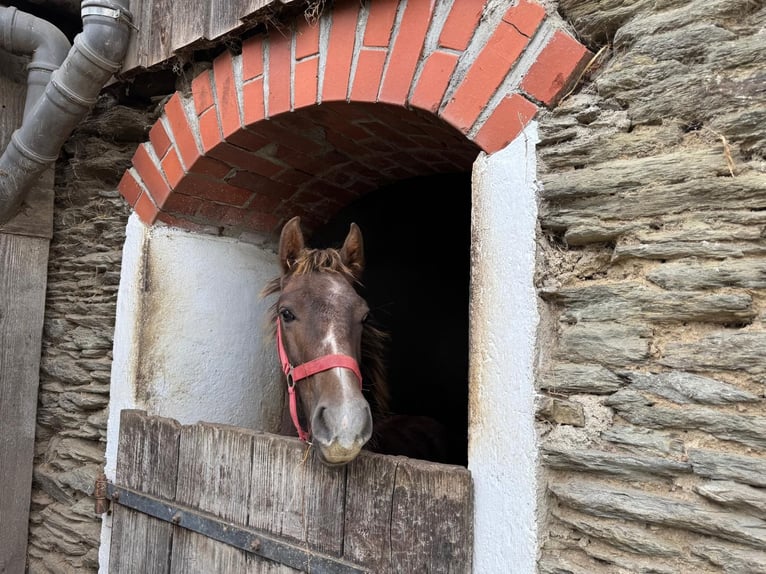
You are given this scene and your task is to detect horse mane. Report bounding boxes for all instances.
[260,245,392,419]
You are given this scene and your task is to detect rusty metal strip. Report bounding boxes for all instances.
[106,482,370,574]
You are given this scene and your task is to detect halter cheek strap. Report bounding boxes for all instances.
[276,316,363,442]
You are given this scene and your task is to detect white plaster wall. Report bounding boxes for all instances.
[469,123,540,573]
[99,213,282,572]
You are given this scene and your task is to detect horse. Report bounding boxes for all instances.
[261,215,450,466]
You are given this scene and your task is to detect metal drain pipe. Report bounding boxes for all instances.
[0,6,71,120]
[0,0,133,225]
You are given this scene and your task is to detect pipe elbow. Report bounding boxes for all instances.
[0,6,71,72]
[0,0,134,225]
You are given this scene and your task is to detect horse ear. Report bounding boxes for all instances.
[279,216,304,273]
[340,222,365,280]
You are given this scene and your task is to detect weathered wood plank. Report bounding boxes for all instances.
[122,0,145,71]
[170,423,254,574]
[170,0,211,54]
[109,410,182,574]
[0,232,50,574]
[146,0,174,70]
[120,1,305,75]
[389,459,473,573]
[343,452,399,570]
[248,435,346,555]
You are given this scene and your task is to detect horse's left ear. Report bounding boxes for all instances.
[340,222,365,280]
[279,216,305,273]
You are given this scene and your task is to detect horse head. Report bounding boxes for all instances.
[270,216,373,465]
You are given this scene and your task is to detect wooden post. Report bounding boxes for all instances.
[0,60,55,574]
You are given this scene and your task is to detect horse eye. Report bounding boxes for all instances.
[280,308,296,322]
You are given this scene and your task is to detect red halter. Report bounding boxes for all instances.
[276,316,363,442]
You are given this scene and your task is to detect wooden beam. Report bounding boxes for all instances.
[0,232,50,574]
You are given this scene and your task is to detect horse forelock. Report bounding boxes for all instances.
[260,245,391,418]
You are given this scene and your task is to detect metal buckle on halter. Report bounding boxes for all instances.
[286,367,296,389]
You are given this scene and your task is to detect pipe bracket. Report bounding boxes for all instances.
[81,5,137,30]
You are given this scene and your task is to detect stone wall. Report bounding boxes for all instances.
[26,96,158,573]
[535,0,766,572]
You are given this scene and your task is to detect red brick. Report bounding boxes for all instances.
[242,36,265,80]
[248,121,324,155]
[247,210,281,234]
[206,141,283,176]
[294,57,319,109]
[134,190,159,225]
[441,3,544,133]
[197,202,251,227]
[322,1,361,102]
[521,30,592,107]
[439,0,485,51]
[269,146,325,173]
[156,212,218,234]
[243,78,266,127]
[363,0,399,47]
[132,143,171,207]
[175,174,252,206]
[224,127,269,152]
[164,93,201,170]
[325,119,373,144]
[268,33,292,117]
[409,50,458,112]
[273,167,313,187]
[226,170,293,198]
[160,147,185,188]
[198,108,222,153]
[379,0,435,105]
[162,192,204,217]
[192,70,215,115]
[148,120,172,158]
[214,51,242,138]
[504,0,546,37]
[473,93,538,153]
[187,155,232,179]
[246,190,283,213]
[295,17,320,59]
[118,169,144,207]
[351,49,387,102]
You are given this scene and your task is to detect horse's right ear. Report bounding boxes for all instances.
[340,222,365,281]
[279,216,304,273]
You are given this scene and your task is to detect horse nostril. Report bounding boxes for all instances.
[360,404,373,443]
[311,406,332,442]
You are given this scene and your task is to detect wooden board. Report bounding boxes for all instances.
[170,423,253,573]
[109,410,182,574]
[121,0,304,74]
[0,59,54,574]
[109,411,473,573]
[0,232,51,574]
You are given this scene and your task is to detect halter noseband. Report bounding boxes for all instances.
[276,316,363,442]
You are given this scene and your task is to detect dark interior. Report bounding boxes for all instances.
[311,172,471,466]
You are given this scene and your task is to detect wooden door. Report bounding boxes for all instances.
[109,410,473,573]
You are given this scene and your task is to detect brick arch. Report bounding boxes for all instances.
[119,0,590,237]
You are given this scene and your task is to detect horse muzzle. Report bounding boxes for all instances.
[311,399,373,465]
